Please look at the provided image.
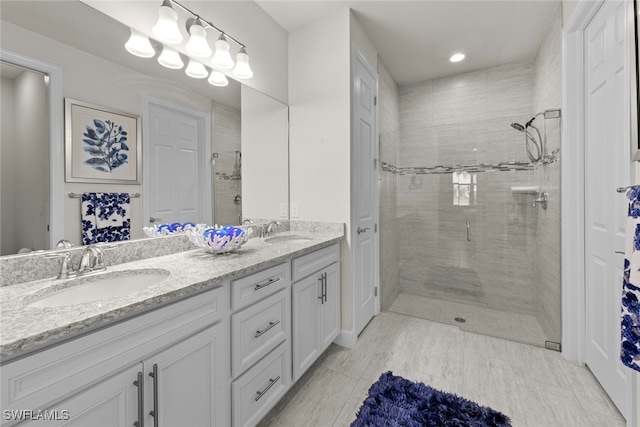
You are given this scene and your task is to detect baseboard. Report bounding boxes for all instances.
[334,329,357,348]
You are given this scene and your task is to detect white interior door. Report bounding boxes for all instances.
[352,46,378,337]
[144,98,211,226]
[584,0,631,418]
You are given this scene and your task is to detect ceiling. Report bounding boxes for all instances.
[256,0,561,85]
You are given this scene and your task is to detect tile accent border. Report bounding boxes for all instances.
[382,149,560,175]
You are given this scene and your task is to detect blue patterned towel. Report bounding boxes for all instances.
[81,192,131,245]
[622,188,640,372]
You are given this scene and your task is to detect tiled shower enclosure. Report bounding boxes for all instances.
[379,7,562,348]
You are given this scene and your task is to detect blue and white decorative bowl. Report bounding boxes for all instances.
[143,222,199,238]
[186,224,251,254]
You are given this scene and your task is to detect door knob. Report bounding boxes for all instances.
[357,227,370,235]
[149,217,162,224]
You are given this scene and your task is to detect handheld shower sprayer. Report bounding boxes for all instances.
[510,119,543,163]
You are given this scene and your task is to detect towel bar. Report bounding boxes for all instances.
[68,192,141,198]
[617,186,639,193]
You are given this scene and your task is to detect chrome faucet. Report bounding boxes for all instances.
[264,221,282,237]
[78,245,107,275]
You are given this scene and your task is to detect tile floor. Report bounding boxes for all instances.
[258,311,625,427]
[389,292,549,348]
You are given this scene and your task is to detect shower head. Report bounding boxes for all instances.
[511,123,525,132]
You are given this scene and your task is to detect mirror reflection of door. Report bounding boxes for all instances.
[144,98,212,228]
[0,61,50,255]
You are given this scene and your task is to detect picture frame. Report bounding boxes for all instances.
[65,98,141,184]
[632,0,640,160]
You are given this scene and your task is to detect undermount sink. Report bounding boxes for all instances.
[264,234,313,244]
[26,269,171,308]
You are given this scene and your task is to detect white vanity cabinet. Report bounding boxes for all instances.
[1,285,230,427]
[22,324,225,427]
[291,244,341,382]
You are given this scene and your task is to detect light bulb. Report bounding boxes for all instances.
[208,70,228,87]
[232,47,253,79]
[152,0,183,44]
[158,46,184,69]
[211,34,234,70]
[125,29,155,58]
[185,60,208,78]
[185,18,212,58]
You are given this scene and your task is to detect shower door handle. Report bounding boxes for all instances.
[466,221,471,242]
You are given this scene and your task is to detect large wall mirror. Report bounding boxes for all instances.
[0,1,289,255]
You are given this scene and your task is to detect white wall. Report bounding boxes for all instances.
[562,0,579,27]
[1,70,49,254]
[1,77,17,255]
[289,8,353,330]
[242,86,289,221]
[14,70,49,252]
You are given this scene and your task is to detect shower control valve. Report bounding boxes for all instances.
[533,192,548,210]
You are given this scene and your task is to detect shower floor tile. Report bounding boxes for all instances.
[388,292,549,348]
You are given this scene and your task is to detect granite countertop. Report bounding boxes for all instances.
[0,228,343,361]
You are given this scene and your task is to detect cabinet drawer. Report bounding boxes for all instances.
[292,244,340,281]
[232,289,289,378]
[232,342,289,427]
[232,262,290,311]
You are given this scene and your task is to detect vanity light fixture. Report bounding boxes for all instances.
[152,0,183,44]
[208,70,229,87]
[157,46,184,69]
[449,53,465,63]
[145,0,253,79]
[125,29,156,58]
[185,59,208,78]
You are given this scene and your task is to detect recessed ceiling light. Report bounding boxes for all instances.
[450,53,465,63]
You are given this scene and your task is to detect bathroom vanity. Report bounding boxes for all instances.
[0,223,343,427]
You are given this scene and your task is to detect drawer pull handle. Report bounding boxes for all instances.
[133,371,144,427]
[255,376,280,402]
[255,277,280,291]
[255,320,280,338]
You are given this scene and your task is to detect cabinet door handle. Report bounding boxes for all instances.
[318,275,324,304]
[255,320,280,338]
[133,371,144,427]
[255,376,280,402]
[255,277,280,291]
[149,364,159,427]
[323,273,327,303]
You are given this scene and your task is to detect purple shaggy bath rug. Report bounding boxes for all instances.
[352,372,512,427]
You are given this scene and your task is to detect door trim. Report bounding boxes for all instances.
[0,49,64,248]
[563,1,639,425]
[142,96,212,226]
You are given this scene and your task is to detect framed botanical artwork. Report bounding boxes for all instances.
[65,98,141,184]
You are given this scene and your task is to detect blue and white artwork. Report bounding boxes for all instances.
[82,119,129,173]
[66,99,139,184]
